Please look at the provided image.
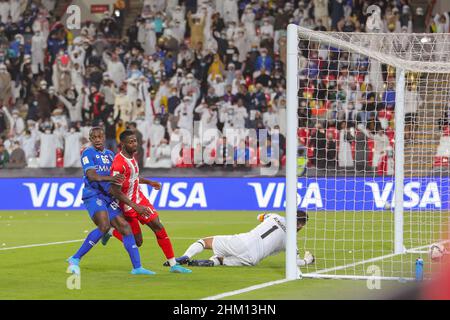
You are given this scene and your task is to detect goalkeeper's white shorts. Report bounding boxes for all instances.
[211,235,258,266]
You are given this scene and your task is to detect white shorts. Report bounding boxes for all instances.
[211,234,257,266]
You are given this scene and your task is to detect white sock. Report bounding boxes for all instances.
[184,239,205,259]
[168,258,176,267]
[210,255,221,266]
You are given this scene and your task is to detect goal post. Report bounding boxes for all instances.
[286,23,450,281]
[286,23,300,280]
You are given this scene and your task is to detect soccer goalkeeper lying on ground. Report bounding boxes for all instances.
[164,210,315,267]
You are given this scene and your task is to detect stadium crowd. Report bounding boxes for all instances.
[0,0,449,172]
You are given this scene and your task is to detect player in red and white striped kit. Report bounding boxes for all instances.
[105,130,192,273]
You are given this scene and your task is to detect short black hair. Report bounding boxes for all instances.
[297,210,309,225]
[119,129,135,142]
[127,122,137,129]
[89,126,104,137]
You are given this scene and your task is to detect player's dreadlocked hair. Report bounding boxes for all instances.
[297,210,309,225]
[119,129,135,142]
[89,126,104,137]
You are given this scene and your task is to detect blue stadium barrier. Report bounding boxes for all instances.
[0,177,448,211]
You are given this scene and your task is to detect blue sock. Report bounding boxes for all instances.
[73,228,103,260]
[123,234,141,269]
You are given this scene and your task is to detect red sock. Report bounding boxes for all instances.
[155,228,175,260]
[112,229,123,242]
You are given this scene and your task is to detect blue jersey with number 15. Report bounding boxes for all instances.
[81,146,115,202]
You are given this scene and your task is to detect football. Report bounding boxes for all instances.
[429,243,446,262]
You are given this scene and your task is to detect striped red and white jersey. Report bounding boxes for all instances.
[110,152,142,213]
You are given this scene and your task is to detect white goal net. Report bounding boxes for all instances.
[286,24,450,281]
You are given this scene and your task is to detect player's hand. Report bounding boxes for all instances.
[304,251,315,265]
[134,205,151,218]
[111,174,125,185]
[149,181,161,190]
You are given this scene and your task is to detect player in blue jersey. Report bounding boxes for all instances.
[67,127,154,275]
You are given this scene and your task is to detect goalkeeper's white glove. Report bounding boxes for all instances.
[297,251,315,266]
[304,251,315,265]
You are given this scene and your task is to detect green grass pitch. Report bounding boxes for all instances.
[0,210,420,300]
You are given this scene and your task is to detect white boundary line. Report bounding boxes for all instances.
[0,237,199,251]
[202,279,292,300]
[0,239,84,251]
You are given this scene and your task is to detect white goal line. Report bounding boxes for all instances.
[201,279,292,300]
[302,240,450,281]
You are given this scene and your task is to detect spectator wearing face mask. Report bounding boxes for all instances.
[63,125,82,168]
[114,84,133,123]
[148,116,165,162]
[5,139,25,168]
[102,50,127,88]
[222,0,239,24]
[241,5,256,43]
[56,88,83,123]
[31,29,46,75]
[195,101,218,136]
[37,125,59,168]
[19,127,37,160]
[255,48,273,73]
[3,107,24,137]
[146,138,172,168]
[174,94,197,135]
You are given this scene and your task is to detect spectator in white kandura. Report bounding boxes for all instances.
[174,94,197,134]
[241,5,256,42]
[139,20,157,56]
[3,107,24,137]
[37,127,59,168]
[56,89,83,123]
[31,29,46,75]
[222,0,238,24]
[41,0,56,13]
[19,127,38,160]
[63,126,82,168]
[372,129,392,169]
[9,0,23,23]
[263,105,280,131]
[170,4,185,23]
[148,116,165,161]
[0,0,10,24]
[260,17,274,39]
[114,85,133,123]
[195,102,218,136]
[404,84,423,142]
[210,74,226,97]
[338,121,354,168]
[146,138,172,168]
[103,50,126,87]
[233,28,250,63]
[313,0,330,29]
[99,73,117,106]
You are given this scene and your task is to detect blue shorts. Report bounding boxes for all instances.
[83,196,121,221]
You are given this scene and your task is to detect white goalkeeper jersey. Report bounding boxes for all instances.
[247,213,290,263]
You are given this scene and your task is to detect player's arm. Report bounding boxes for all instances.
[296,250,315,266]
[81,151,123,184]
[108,183,151,218]
[109,158,150,217]
[139,177,161,190]
[256,213,273,222]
